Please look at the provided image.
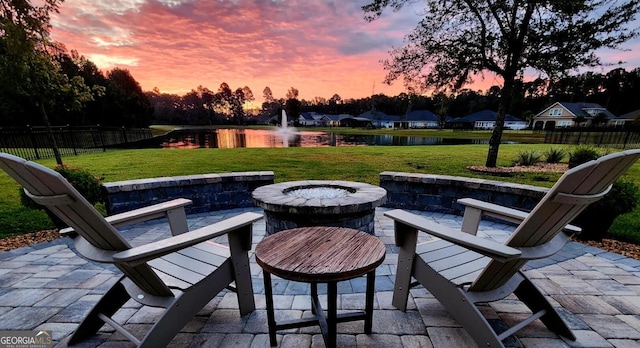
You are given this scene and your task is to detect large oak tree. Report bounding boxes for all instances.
[363,0,640,166]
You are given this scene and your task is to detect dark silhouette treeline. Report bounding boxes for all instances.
[1,50,154,128]
[3,49,640,127]
[147,67,640,126]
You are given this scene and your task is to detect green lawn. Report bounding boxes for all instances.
[2,143,639,241]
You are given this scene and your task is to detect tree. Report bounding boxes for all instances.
[263,86,275,103]
[434,92,450,128]
[285,87,299,100]
[329,94,342,104]
[1,0,97,165]
[105,68,153,126]
[574,114,587,127]
[284,87,301,123]
[242,86,254,104]
[146,89,183,124]
[231,87,247,124]
[592,112,609,127]
[329,93,342,114]
[363,0,640,167]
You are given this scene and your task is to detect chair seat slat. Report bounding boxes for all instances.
[149,258,205,285]
[178,244,229,267]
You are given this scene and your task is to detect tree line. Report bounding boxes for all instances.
[144,66,640,127]
[4,59,640,128]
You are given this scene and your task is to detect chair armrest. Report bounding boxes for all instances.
[106,198,192,228]
[59,198,193,237]
[112,212,263,265]
[457,198,581,235]
[384,209,521,261]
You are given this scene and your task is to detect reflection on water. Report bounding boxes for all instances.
[157,128,501,149]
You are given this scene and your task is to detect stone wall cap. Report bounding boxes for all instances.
[103,171,273,192]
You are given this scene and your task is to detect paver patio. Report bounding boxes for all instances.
[2,207,640,347]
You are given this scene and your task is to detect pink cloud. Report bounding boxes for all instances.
[50,0,640,101]
[50,0,420,100]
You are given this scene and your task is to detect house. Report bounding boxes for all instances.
[398,110,442,129]
[297,112,357,127]
[298,112,331,126]
[358,111,400,128]
[446,110,527,130]
[298,112,316,126]
[323,114,352,127]
[608,109,640,128]
[532,102,616,130]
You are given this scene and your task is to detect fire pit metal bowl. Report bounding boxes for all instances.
[252,180,387,235]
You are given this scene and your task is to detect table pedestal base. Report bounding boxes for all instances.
[263,270,376,348]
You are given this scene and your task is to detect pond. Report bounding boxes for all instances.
[141,128,511,149]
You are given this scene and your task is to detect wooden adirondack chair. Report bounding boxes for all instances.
[386,149,640,348]
[0,153,262,348]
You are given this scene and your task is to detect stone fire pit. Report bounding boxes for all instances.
[252,180,387,235]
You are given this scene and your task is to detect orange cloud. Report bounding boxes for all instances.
[50,0,640,101]
[50,0,420,100]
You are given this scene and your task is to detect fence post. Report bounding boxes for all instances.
[97,124,106,151]
[121,126,128,144]
[67,124,78,156]
[598,131,605,146]
[623,131,631,149]
[27,126,41,160]
[577,129,582,144]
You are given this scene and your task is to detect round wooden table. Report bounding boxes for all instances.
[255,226,386,348]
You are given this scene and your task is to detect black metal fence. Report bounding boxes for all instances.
[0,126,153,161]
[544,128,640,149]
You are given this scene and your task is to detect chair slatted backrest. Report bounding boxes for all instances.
[471,149,640,291]
[0,153,173,296]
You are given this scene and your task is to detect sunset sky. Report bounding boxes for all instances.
[49,0,640,101]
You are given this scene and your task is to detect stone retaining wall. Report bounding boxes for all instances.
[103,170,547,220]
[103,171,274,214]
[379,171,548,215]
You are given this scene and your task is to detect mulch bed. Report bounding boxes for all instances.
[0,230,62,252]
[467,162,569,174]
[579,238,640,261]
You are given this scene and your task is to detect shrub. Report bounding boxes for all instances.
[514,150,542,166]
[544,147,566,164]
[19,165,105,227]
[54,165,104,205]
[568,146,600,168]
[603,177,640,216]
[573,176,640,241]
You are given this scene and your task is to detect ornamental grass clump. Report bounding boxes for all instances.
[544,147,566,164]
[514,150,542,166]
[568,146,601,168]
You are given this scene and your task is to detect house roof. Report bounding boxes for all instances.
[339,116,372,123]
[449,110,524,123]
[320,114,352,121]
[405,110,439,122]
[299,112,315,120]
[358,110,399,121]
[562,102,616,118]
[541,102,617,119]
[618,109,640,120]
